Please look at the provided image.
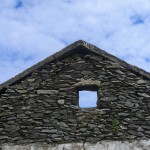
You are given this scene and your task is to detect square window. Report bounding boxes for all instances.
[79,91,97,108]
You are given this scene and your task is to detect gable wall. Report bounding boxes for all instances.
[0,50,150,145]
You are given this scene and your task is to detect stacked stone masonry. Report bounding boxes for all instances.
[0,44,150,147]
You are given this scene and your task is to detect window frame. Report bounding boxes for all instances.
[76,84,99,108]
[78,90,98,108]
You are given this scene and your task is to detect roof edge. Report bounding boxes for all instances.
[0,40,150,89]
[80,41,150,80]
[0,40,84,87]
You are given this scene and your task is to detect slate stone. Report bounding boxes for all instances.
[125,101,134,107]
[137,92,150,98]
[41,129,57,133]
[137,79,147,84]
[0,128,4,131]
[57,122,69,128]
[118,113,129,116]
[16,89,27,94]
[27,79,35,82]
[0,42,150,144]
[88,124,97,128]
[37,90,59,95]
[57,100,65,105]
[0,136,9,140]
[137,127,144,132]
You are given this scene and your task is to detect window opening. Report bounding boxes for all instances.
[79,90,97,108]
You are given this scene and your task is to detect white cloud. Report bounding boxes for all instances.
[0,0,150,83]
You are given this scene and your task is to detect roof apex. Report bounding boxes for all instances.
[0,40,87,87]
[0,40,150,88]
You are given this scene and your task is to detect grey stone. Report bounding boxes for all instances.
[128,130,137,135]
[118,113,129,116]
[128,124,139,129]
[0,136,9,140]
[57,122,69,128]
[0,128,4,131]
[81,71,93,76]
[41,129,57,133]
[37,90,59,95]
[57,99,65,105]
[80,128,87,132]
[27,78,35,82]
[64,136,69,140]
[115,70,124,74]
[16,89,27,94]
[137,79,147,84]
[88,124,97,128]
[125,101,134,107]
[138,92,150,98]
[137,127,144,132]
[52,137,62,141]
[142,126,150,130]
[50,134,60,138]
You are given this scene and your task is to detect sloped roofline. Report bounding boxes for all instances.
[0,40,150,90]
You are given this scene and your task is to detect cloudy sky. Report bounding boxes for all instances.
[0,0,150,84]
[79,91,97,108]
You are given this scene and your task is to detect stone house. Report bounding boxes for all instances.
[0,40,150,150]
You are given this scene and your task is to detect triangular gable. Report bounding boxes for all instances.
[0,40,150,89]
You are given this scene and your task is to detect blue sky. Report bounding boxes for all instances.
[0,0,150,84]
[79,91,97,108]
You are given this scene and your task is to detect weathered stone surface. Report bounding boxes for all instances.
[57,100,65,105]
[125,100,134,107]
[57,122,69,128]
[0,128,4,131]
[137,127,144,132]
[84,140,150,150]
[137,79,147,84]
[41,129,57,133]
[137,92,150,98]
[0,46,150,145]
[16,89,27,94]
[2,140,150,150]
[37,90,59,95]
[27,78,35,82]
[118,113,129,116]
[74,79,101,87]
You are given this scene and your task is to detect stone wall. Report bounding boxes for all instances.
[0,50,150,145]
[2,140,150,150]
